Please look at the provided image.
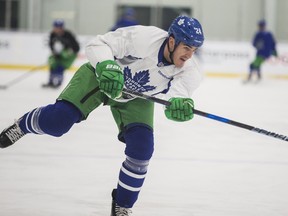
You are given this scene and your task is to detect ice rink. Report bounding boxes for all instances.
[0,69,288,216]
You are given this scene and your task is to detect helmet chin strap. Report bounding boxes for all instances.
[167,37,178,64]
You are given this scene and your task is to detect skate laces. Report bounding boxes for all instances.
[115,204,132,216]
[5,121,25,143]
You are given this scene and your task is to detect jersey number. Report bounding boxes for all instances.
[194,27,202,35]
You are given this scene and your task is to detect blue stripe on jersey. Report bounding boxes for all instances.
[157,39,172,66]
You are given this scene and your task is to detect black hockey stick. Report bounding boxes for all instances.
[0,64,46,89]
[122,88,288,142]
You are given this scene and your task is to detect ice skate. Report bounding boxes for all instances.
[110,189,132,216]
[0,121,25,148]
[41,82,60,89]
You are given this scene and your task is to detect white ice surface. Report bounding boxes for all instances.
[0,70,288,216]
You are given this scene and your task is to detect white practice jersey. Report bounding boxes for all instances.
[85,25,203,102]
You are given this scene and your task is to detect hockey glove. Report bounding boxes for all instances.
[95,60,124,99]
[165,97,194,122]
[60,49,74,59]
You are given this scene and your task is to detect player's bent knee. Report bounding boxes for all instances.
[250,63,255,71]
[123,124,154,160]
[39,101,82,137]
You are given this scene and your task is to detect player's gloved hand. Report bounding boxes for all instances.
[95,60,124,99]
[165,97,194,122]
[60,49,74,59]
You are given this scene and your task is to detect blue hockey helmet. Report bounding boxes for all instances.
[258,19,266,27]
[168,15,204,48]
[123,7,136,17]
[53,19,64,28]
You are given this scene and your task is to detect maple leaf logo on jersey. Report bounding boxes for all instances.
[124,66,156,92]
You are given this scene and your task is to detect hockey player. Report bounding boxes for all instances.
[42,19,80,88]
[110,7,139,31]
[245,19,277,83]
[0,15,204,215]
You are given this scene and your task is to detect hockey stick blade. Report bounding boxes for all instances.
[122,88,288,142]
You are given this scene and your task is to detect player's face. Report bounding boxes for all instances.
[173,42,197,68]
[53,27,64,35]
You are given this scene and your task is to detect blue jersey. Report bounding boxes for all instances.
[252,31,276,58]
[110,18,138,31]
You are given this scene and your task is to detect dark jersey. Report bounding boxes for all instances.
[49,30,80,54]
[110,18,138,31]
[252,31,276,58]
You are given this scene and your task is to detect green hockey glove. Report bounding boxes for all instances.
[60,49,74,59]
[95,60,124,99]
[165,97,194,122]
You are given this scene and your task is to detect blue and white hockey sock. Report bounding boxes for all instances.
[116,157,149,208]
[18,101,82,136]
[19,107,45,135]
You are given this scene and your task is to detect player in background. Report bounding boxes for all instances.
[110,7,139,31]
[245,19,277,83]
[42,19,80,88]
[0,15,204,215]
